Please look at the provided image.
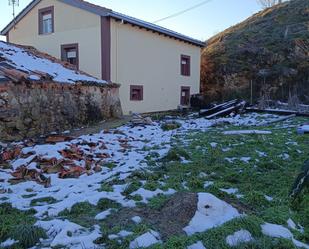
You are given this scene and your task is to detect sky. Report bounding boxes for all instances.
[0,0,262,41]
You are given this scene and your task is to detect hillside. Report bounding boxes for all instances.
[201,0,309,104]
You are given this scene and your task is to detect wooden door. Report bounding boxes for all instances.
[180,86,190,106]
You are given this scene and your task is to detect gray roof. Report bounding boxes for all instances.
[1,0,205,47]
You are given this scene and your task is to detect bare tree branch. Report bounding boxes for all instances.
[257,0,283,8]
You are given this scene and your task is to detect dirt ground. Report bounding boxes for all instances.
[105,193,198,240]
[67,116,132,137]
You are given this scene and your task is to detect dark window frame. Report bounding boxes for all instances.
[130,85,143,101]
[61,43,79,69]
[181,55,191,76]
[38,6,54,35]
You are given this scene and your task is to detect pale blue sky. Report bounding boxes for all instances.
[0,0,262,41]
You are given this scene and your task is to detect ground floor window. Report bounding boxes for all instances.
[130,85,143,101]
[180,86,190,105]
[61,43,79,69]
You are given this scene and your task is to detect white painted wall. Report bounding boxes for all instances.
[110,19,201,114]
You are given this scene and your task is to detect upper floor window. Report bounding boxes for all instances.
[61,44,79,69]
[39,6,54,35]
[181,55,191,76]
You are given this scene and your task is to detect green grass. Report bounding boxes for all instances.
[79,118,309,248]
[30,197,57,206]
[161,147,191,162]
[145,118,308,248]
[58,199,120,228]
[0,203,46,248]
[97,198,121,210]
[148,194,170,210]
[161,121,182,131]
[7,116,307,249]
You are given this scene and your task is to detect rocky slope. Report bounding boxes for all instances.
[201,0,309,104]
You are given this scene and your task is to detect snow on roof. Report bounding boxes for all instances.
[0,41,107,84]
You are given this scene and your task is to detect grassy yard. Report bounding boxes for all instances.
[1,115,308,249]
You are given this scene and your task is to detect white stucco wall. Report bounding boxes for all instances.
[8,0,102,79]
[110,19,201,114]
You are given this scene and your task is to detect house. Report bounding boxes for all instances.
[1,0,204,114]
[0,41,121,141]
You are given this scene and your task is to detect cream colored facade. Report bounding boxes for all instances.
[5,0,202,114]
[110,20,201,114]
[8,0,102,79]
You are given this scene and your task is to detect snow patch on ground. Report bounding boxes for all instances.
[223,130,272,135]
[183,193,241,235]
[0,238,18,248]
[36,219,101,249]
[261,223,309,249]
[264,195,273,202]
[220,188,239,195]
[204,181,214,188]
[109,230,133,240]
[287,218,304,234]
[131,216,142,224]
[210,142,218,148]
[240,157,251,163]
[187,241,207,249]
[129,230,162,249]
[226,229,253,246]
[94,208,113,220]
[256,150,267,157]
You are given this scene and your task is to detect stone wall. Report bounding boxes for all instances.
[0,81,122,141]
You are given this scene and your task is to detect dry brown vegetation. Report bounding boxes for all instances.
[201,0,309,104]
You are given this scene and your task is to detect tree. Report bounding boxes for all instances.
[257,0,283,8]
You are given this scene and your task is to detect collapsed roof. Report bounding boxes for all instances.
[0,41,107,84]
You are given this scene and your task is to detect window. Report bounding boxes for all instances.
[130,85,143,101]
[181,55,191,76]
[39,6,54,35]
[61,44,79,69]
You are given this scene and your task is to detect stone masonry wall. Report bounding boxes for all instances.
[0,81,122,141]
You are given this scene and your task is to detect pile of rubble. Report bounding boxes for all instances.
[198,99,309,119]
[131,113,153,126]
[199,99,247,119]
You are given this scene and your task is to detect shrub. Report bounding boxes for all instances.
[161,121,181,131]
[97,198,120,210]
[161,147,190,162]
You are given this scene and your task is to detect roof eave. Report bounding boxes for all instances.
[58,0,110,16]
[108,12,205,47]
